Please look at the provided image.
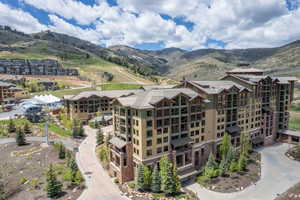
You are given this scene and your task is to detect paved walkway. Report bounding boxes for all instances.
[76,126,127,200]
[0,136,76,150]
[187,143,300,200]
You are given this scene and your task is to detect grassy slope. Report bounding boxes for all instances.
[101,83,141,90]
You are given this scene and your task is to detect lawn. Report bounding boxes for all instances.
[101,83,141,90]
[31,87,96,98]
[37,122,72,137]
[289,111,300,131]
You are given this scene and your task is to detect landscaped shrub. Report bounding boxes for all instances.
[19,177,28,184]
[196,175,209,186]
[29,178,39,189]
[114,178,119,184]
[128,182,135,189]
[229,162,239,173]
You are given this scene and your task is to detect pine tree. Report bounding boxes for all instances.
[238,153,247,171]
[46,164,62,198]
[78,121,84,137]
[144,166,152,190]
[240,133,252,156]
[163,164,175,195]
[8,119,16,133]
[206,153,218,169]
[220,132,232,160]
[72,119,79,138]
[0,174,5,200]
[172,166,181,194]
[58,143,66,159]
[69,157,78,172]
[96,129,104,146]
[226,146,237,164]
[136,164,145,191]
[15,128,26,146]
[159,156,169,191]
[23,122,32,134]
[151,165,161,193]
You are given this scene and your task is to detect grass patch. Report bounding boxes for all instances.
[101,83,141,90]
[37,122,72,137]
[31,87,95,98]
[289,111,300,131]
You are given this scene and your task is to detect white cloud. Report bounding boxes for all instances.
[48,15,102,44]
[0,2,46,33]
[3,0,300,49]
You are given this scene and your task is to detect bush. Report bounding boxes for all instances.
[62,168,73,182]
[29,178,39,189]
[98,145,109,164]
[196,176,209,186]
[229,162,239,173]
[128,182,135,189]
[19,177,28,184]
[114,178,119,184]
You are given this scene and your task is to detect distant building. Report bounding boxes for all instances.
[0,81,26,105]
[0,59,79,76]
[226,68,264,76]
[63,89,141,123]
[37,80,59,91]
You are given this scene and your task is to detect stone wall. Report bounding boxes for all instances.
[0,58,79,76]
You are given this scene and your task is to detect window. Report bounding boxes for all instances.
[147,110,152,117]
[157,138,162,144]
[164,146,169,152]
[157,147,162,154]
[147,120,152,127]
[147,130,152,138]
[147,140,152,147]
[163,136,168,143]
[163,127,168,133]
[147,149,152,156]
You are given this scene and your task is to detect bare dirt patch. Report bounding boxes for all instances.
[0,142,83,200]
[275,182,300,200]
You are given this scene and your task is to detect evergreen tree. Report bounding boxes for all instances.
[58,143,66,159]
[226,146,237,164]
[8,119,16,133]
[78,121,84,137]
[151,165,161,193]
[240,133,252,156]
[172,166,181,194]
[159,156,169,191]
[220,132,232,160]
[23,122,32,134]
[72,119,79,138]
[206,153,218,169]
[144,166,152,190]
[46,164,62,198]
[238,153,247,171]
[96,129,104,146]
[136,164,145,191]
[163,164,175,195]
[15,128,26,146]
[0,174,5,200]
[69,157,78,172]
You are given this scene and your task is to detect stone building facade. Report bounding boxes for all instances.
[108,68,297,184]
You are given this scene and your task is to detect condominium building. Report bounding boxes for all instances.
[63,90,140,122]
[108,68,297,183]
[0,81,25,105]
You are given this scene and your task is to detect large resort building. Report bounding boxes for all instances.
[107,68,297,184]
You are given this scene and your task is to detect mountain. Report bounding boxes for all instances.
[0,26,157,78]
[109,41,300,80]
[1,26,300,82]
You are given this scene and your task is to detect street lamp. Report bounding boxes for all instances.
[43,105,50,145]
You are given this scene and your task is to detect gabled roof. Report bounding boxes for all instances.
[115,88,208,109]
[140,85,175,91]
[186,80,251,94]
[64,89,142,101]
[235,75,297,84]
[228,68,264,73]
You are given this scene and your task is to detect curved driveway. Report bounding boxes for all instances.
[187,143,300,200]
[76,126,127,200]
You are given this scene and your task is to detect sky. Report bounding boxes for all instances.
[0,0,300,50]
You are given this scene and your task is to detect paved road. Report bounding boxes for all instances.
[0,136,76,150]
[187,143,300,200]
[76,126,127,200]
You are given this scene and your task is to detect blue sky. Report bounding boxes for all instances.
[0,0,300,50]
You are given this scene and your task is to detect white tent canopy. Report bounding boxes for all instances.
[33,94,60,104]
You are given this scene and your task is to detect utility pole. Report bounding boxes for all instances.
[43,105,50,145]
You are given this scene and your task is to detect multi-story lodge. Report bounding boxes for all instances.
[63,90,141,122]
[108,68,297,183]
[0,81,27,105]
